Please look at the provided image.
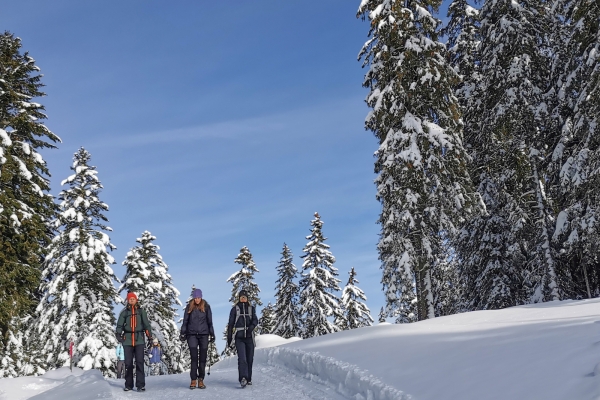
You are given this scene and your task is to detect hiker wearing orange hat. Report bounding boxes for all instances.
[115,292,153,392]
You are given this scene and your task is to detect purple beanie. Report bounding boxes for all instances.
[192,288,203,299]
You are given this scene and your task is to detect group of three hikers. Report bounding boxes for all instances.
[115,288,257,392]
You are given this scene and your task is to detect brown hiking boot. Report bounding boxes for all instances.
[190,379,197,389]
[198,379,206,389]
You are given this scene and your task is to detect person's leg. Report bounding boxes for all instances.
[117,360,123,379]
[197,335,209,380]
[235,336,248,382]
[134,344,146,389]
[124,346,134,389]
[187,335,199,381]
[245,337,255,382]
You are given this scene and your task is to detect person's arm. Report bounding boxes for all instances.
[181,304,190,336]
[141,309,152,338]
[115,309,125,341]
[207,303,215,338]
[226,307,236,344]
[249,306,258,332]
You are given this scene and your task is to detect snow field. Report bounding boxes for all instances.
[3,299,600,399]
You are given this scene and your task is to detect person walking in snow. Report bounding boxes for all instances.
[180,288,215,390]
[116,292,153,392]
[149,338,163,376]
[116,342,125,379]
[227,290,258,388]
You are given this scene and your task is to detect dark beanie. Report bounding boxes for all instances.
[239,290,248,298]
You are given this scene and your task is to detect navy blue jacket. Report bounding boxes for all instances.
[181,301,215,337]
[226,302,258,343]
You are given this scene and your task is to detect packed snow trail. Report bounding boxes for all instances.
[108,363,347,400]
[20,363,348,400]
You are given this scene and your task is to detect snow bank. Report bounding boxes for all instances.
[28,369,111,400]
[255,334,302,349]
[256,346,410,400]
[0,367,88,400]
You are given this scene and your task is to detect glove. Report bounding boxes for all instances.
[116,332,124,343]
[179,334,186,342]
[209,335,215,343]
[226,336,232,346]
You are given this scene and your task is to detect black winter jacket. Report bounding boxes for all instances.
[226,302,258,344]
[181,301,215,337]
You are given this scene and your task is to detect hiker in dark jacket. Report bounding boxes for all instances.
[115,292,153,392]
[226,290,258,387]
[180,288,215,390]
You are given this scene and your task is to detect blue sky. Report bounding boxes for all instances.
[1,1,451,345]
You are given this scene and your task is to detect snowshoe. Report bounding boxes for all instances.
[240,377,247,388]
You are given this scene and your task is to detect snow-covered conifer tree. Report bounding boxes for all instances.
[358,0,478,321]
[550,0,600,298]
[207,341,220,367]
[223,247,261,356]
[271,243,301,338]
[227,246,262,306]
[257,302,275,335]
[0,317,44,377]
[298,213,342,338]
[0,32,60,359]
[443,0,480,109]
[455,0,560,309]
[340,268,373,330]
[119,231,182,374]
[34,148,118,376]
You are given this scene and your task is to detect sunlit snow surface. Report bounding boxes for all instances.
[2,299,600,399]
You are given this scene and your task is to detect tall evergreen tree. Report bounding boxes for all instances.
[443,0,481,111]
[257,302,275,335]
[551,0,600,298]
[272,243,301,338]
[227,246,262,306]
[358,0,478,322]
[119,231,182,374]
[455,0,560,309]
[298,213,341,338]
[33,148,118,376]
[223,248,262,356]
[0,32,60,352]
[340,268,374,330]
[0,316,45,377]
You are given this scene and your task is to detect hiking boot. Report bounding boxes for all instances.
[137,387,145,392]
[190,379,197,389]
[240,377,247,388]
[123,387,132,392]
[247,381,252,385]
[198,379,206,389]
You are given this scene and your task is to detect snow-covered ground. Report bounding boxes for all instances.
[2,298,600,399]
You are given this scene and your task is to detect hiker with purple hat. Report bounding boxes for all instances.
[180,288,215,390]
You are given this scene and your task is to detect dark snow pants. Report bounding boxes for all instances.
[235,336,255,382]
[188,334,209,380]
[124,344,145,389]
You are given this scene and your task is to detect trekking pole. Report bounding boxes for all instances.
[69,338,73,372]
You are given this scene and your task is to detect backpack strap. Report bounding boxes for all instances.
[233,304,253,330]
